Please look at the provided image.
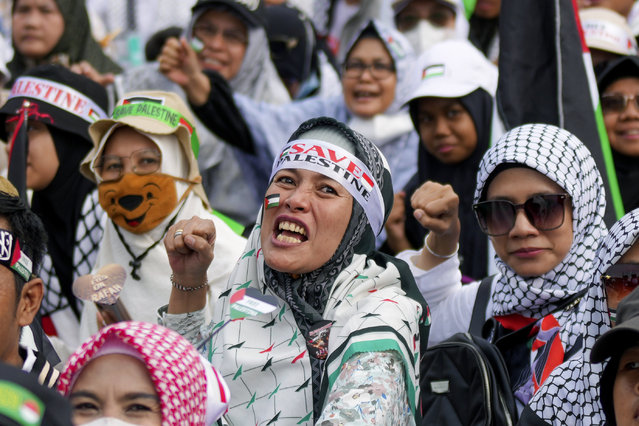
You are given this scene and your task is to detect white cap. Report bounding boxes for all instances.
[407,39,497,103]
[580,7,638,55]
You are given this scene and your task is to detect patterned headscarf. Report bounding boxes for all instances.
[527,208,639,424]
[58,321,229,425]
[475,124,607,318]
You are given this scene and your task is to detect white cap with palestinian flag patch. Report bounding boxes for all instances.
[408,39,498,102]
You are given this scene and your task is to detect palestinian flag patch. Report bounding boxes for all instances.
[264,194,280,209]
[422,64,445,80]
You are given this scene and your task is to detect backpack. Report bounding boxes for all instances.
[420,276,517,426]
[419,277,586,426]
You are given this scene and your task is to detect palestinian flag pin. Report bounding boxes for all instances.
[230,288,278,319]
[265,193,280,209]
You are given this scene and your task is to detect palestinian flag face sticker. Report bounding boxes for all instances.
[265,193,280,209]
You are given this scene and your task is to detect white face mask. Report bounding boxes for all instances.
[402,20,455,55]
[81,418,140,426]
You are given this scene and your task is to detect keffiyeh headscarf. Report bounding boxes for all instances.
[475,123,607,318]
[474,124,607,403]
[527,208,639,424]
[203,117,428,424]
[58,321,229,425]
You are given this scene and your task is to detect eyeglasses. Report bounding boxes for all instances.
[602,264,639,300]
[601,93,639,114]
[192,23,248,46]
[342,61,395,80]
[473,194,570,236]
[95,148,162,182]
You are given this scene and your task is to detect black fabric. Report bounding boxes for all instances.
[403,89,493,281]
[595,56,639,214]
[420,332,517,426]
[27,321,60,367]
[191,0,265,28]
[518,406,554,426]
[497,0,619,225]
[18,346,59,389]
[30,126,94,318]
[191,70,256,154]
[600,354,619,426]
[469,15,499,57]
[469,274,495,336]
[6,108,28,201]
[264,4,318,84]
[612,149,639,212]
[0,362,72,425]
[7,0,121,86]
[596,55,639,94]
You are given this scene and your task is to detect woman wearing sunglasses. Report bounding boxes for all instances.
[398,123,608,409]
[521,208,639,425]
[597,55,639,213]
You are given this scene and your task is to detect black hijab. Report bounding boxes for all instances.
[469,14,499,58]
[0,65,108,318]
[596,55,639,214]
[403,88,493,281]
[30,126,94,317]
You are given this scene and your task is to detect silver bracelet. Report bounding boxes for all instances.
[170,273,209,292]
[424,234,458,259]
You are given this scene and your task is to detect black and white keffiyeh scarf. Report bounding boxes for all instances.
[474,124,607,397]
[527,208,639,424]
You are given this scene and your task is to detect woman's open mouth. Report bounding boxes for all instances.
[353,90,379,101]
[275,220,308,244]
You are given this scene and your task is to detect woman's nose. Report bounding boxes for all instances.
[285,188,311,212]
[508,210,539,237]
[434,117,451,136]
[207,31,226,50]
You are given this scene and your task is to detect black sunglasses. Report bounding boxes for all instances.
[602,263,639,300]
[473,194,570,236]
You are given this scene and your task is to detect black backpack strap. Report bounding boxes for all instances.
[469,275,495,336]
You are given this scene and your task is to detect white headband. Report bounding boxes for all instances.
[270,139,385,235]
[9,76,106,123]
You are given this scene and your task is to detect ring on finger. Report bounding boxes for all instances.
[174,229,184,238]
